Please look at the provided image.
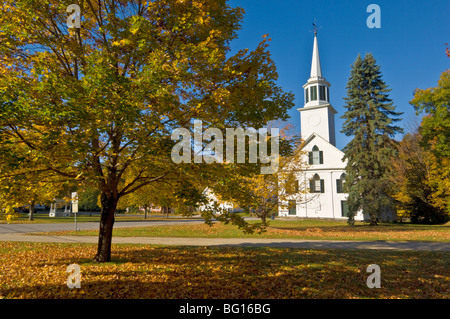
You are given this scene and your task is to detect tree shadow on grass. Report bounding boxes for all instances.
[3,245,448,299]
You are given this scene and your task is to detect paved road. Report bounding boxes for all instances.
[0,220,449,251]
[0,218,205,234]
[0,234,449,251]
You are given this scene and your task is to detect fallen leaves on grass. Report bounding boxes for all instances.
[0,242,449,299]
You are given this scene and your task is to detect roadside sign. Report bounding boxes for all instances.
[71,192,78,213]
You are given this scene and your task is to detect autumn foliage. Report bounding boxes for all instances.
[0,0,294,261]
[392,70,450,223]
[0,242,448,299]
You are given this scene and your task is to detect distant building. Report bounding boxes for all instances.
[199,188,240,213]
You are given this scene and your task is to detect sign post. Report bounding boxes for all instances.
[72,192,79,231]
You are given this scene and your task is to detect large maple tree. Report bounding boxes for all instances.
[0,0,293,261]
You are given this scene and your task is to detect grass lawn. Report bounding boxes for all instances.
[45,219,450,242]
[0,241,448,299]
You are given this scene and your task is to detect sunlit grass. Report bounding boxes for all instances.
[41,219,450,242]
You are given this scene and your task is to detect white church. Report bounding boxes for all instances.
[278,33,364,221]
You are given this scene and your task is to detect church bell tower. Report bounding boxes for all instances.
[299,31,337,146]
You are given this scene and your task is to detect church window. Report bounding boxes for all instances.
[326,87,330,102]
[319,85,326,100]
[341,201,349,217]
[309,173,324,193]
[310,86,317,100]
[288,200,297,215]
[308,145,323,165]
[336,173,346,193]
[305,87,309,103]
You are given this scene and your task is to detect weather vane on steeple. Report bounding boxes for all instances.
[311,18,321,36]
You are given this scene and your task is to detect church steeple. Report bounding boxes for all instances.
[310,34,322,79]
[302,33,330,108]
[299,31,337,146]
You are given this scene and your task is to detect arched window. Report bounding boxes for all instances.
[308,145,323,165]
[309,173,324,193]
[336,173,346,193]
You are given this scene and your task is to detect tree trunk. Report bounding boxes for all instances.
[28,201,35,221]
[93,193,117,263]
[369,212,378,226]
[261,213,267,226]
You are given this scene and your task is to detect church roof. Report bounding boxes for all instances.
[302,132,345,157]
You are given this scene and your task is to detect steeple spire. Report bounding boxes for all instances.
[300,29,336,146]
[310,32,322,78]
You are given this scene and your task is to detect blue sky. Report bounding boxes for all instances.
[228,0,450,150]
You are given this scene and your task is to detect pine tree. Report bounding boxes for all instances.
[341,53,403,225]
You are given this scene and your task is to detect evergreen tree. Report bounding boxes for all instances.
[341,53,403,225]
